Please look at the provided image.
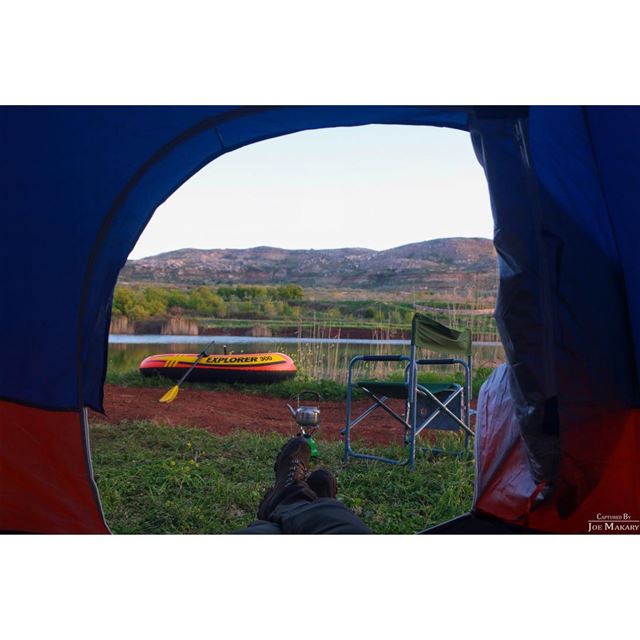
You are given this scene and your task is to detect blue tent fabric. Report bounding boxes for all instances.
[583,107,640,382]
[528,106,638,411]
[1,105,640,533]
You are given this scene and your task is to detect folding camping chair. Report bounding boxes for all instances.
[343,313,474,468]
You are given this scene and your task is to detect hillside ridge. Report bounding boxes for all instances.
[120,237,497,292]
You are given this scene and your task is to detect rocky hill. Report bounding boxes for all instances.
[119,237,497,293]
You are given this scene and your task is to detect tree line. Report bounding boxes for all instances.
[111,283,422,326]
[112,284,304,321]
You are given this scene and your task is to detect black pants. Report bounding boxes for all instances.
[234,484,372,535]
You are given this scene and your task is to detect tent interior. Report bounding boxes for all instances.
[1,106,639,534]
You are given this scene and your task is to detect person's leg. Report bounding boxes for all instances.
[271,498,372,534]
[232,482,316,534]
[306,468,338,498]
[256,437,316,519]
[232,437,372,535]
[231,437,315,534]
[232,519,283,534]
[264,462,372,534]
[276,466,371,533]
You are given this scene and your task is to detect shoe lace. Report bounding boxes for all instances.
[285,457,306,486]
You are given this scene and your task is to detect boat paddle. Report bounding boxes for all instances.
[159,338,217,403]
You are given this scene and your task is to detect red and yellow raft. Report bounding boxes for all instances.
[139,352,297,384]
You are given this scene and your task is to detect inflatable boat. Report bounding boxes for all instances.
[139,352,297,384]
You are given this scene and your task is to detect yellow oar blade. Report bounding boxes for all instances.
[159,385,180,404]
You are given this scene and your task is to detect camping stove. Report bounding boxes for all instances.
[286,390,321,458]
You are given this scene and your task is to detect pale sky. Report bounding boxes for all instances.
[129,124,494,259]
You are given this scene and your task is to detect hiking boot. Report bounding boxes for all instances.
[257,437,311,519]
[306,468,338,499]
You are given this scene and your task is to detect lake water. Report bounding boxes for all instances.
[108,334,505,380]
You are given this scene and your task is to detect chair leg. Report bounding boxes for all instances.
[407,405,416,470]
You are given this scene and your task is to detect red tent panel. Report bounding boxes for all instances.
[0,400,109,534]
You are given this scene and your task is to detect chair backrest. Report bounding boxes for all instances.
[411,313,472,356]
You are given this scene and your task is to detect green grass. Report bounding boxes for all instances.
[90,421,475,534]
[104,370,355,401]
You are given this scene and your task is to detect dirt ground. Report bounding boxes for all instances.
[89,384,452,447]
